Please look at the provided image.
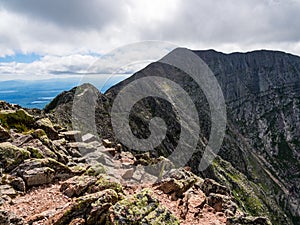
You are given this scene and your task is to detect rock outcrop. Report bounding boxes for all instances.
[3,48,300,224]
[43,49,300,224]
[0,100,274,224]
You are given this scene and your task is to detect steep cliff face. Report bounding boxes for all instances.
[46,49,300,224]
[195,50,300,223]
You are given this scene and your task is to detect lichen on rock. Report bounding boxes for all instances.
[0,142,31,172]
[111,189,179,224]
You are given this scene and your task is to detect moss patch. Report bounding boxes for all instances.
[0,109,34,132]
[84,164,106,176]
[111,189,179,225]
[88,175,123,194]
[0,142,31,171]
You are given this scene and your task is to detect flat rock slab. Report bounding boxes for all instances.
[60,131,82,142]
[0,185,17,197]
[22,167,55,187]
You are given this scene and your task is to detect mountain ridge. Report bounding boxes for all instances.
[0,100,273,225]
[42,48,300,224]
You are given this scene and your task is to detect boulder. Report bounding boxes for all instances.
[23,139,57,159]
[131,165,145,181]
[60,130,82,142]
[60,173,123,199]
[10,177,26,192]
[10,132,33,147]
[0,195,12,206]
[13,158,73,180]
[85,151,115,167]
[60,175,97,198]
[31,128,47,139]
[82,133,97,143]
[119,151,136,166]
[120,168,135,179]
[54,189,119,225]
[35,118,59,140]
[86,190,119,225]
[37,137,69,164]
[0,184,17,197]
[27,209,60,225]
[142,205,180,224]
[101,148,117,156]
[201,178,230,196]
[22,167,55,187]
[226,216,272,225]
[0,142,31,171]
[0,125,10,141]
[87,175,123,194]
[102,139,112,148]
[0,210,26,225]
[154,168,198,198]
[25,146,46,159]
[134,152,152,166]
[84,163,106,176]
[52,138,67,147]
[67,142,96,156]
[111,189,179,224]
[179,186,206,219]
[144,156,174,177]
[207,193,233,212]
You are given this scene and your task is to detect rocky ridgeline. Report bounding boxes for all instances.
[0,101,272,224]
[68,49,299,224]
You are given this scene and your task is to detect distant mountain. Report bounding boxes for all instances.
[45,48,300,225]
[0,78,80,108]
[0,75,129,109]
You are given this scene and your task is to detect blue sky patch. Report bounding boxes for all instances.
[0,53,42,63]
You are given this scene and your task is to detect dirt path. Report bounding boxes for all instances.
[0,182,73,224]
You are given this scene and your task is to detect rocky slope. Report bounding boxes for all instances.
[0,101,271,224]
[44,49,300,224]
[195,50,300,224]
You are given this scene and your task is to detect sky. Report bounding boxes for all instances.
[1,0,300,80]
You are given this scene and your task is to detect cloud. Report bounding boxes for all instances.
[0,41,176,80]
[1,0,300,80]
[1,0,125,30]
[0,54,98,80]
[0,0,130,56]
[1,0,300,56]
[88,41,177,73]
[138,0,300,47]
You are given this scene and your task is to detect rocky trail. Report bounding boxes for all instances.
[0,101,272,224]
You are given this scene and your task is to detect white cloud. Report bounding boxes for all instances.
[0,54,98,80]
[0,41,176,81]
[1,0,300,80]
[1,0,300,56]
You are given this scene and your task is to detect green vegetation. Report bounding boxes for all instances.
[211,156,282,221]
[112,189,180,225]
[0,142,31,171]
[85,164,106,176]
[0,109,34,132]
[88,175,123,194]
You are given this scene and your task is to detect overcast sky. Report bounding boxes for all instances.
[1,0,300,80]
